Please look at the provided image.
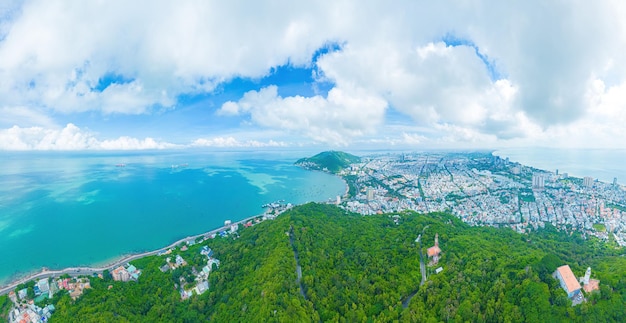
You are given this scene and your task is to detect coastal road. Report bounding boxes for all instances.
[0,214,263,297]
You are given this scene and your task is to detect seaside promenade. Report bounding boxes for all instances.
[0,214,262,297]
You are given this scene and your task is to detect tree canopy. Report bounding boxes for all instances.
[45,203,626,322]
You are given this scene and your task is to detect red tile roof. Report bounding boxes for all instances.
[583,279,600,293]
[427,246,441,257]
[556,265,581,293]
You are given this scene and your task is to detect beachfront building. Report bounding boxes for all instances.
[112,266,130,282]
[553,265,582,298]
[111,264,141,282]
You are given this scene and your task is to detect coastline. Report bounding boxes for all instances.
[0,170,349,296]
[0,213,263,296]
[0,155,346,295]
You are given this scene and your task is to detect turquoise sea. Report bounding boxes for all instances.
[0,151,345,285]
[494,148,626,184]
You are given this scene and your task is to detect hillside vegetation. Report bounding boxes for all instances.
[295,151,361,173]
[46,203,625,322]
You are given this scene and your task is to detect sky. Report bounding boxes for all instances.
[1,0,626,150]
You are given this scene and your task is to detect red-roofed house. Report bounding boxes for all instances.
[553,265,581,298]
[427,234,441,265]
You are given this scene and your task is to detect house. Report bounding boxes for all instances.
[435,267,444,274]
[127,264,141,280]
[200,246,214,257]
[194,281,209,295]
[427,233,442,265]
[208,258,221,269]
[37,278,50,294]
[553,265,582,298]
[175,255,187,267]
[18,288,27,300]
[180,289,193,300]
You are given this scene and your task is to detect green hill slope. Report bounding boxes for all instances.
[295,151,361,173]
[48,204,626,322]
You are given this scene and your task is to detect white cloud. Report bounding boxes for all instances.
[218,85,387,145]
[191,136,287,148]
[0,0,338,115]
[1,1,626,148]
[317,41,529,139]
[0,123,176,150]
[0,106,57,128]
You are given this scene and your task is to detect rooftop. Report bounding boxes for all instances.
[556,265,582,293]
[427,246,441,257]
[583,279,600,293]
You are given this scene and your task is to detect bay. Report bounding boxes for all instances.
[0,150,345,285]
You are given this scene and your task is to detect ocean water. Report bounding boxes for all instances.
[493,148,626,184]
[0,151,345,285]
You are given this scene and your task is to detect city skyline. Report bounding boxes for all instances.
[1,1,626,150]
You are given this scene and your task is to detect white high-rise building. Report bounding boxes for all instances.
[532,174,544,190]
[583,176,594,188]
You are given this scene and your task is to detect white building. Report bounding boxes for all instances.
[532,174,545,190]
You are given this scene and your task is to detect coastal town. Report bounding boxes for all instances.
[336,152,626,247]
[2,215,266,323]
[1,151,622,320]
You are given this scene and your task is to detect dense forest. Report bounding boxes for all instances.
[0,295,11,321]
[295,151,361,173]
[12,203,624,322]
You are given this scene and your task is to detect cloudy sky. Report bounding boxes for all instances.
[1,0,625,150]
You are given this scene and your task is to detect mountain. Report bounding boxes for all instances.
[295,151,361,173]
[45,203,626,322]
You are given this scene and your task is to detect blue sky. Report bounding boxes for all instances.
[1,1,626,150]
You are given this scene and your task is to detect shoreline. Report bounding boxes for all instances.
[0,165,349,297]
[0,213,263,296]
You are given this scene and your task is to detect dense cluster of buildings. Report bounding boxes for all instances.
[7,276,92,323]
[164,244,221,300]
[339,152,626,246]
[8,302,55,323]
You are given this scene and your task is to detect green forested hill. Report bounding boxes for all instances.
[295,151,361,173]
[47,203,625,322]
